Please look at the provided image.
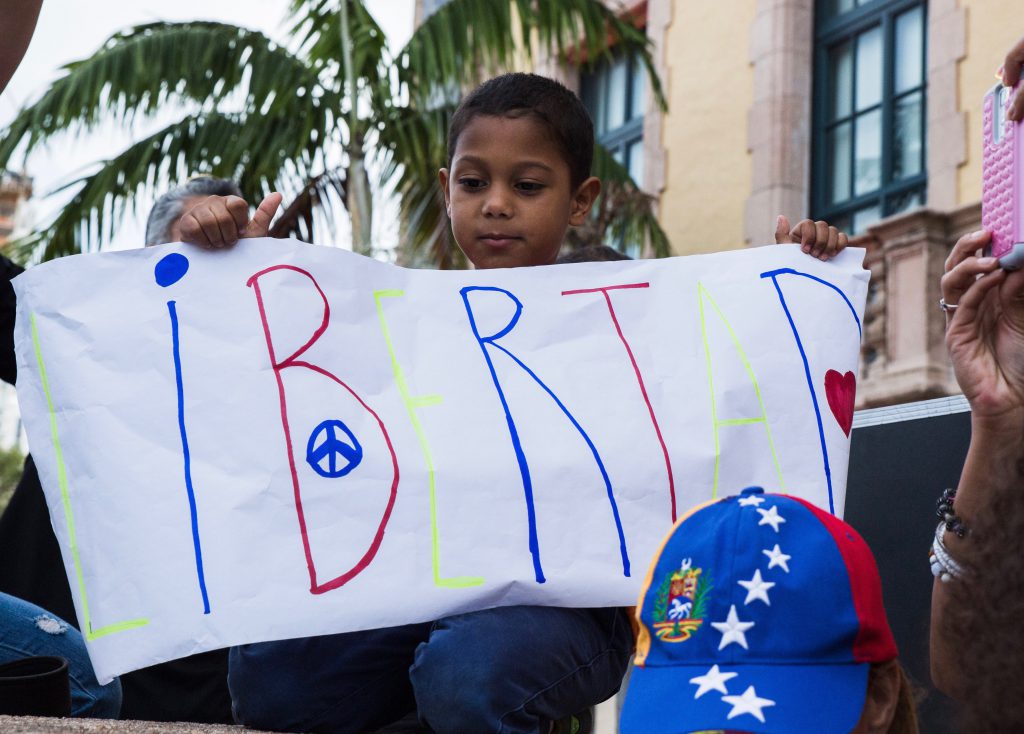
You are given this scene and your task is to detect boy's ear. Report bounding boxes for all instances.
[438,168,452,218]
[569,176,601,226]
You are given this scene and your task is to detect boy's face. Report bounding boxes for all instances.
[439,114,600,269]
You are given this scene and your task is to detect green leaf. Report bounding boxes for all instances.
[0,22,329,169]
[13,110,324,260]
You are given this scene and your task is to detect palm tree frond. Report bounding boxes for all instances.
[399,0,665,110]
[287,0,390,102]
[269,169,347,242]
[376,100,462,268]
[586,143,670,257]
[24,109,325,261]
[524,0,666,110]
[0,22,328,168]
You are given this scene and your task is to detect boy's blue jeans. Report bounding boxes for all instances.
[228,605,633,734]
[0,591,122,718]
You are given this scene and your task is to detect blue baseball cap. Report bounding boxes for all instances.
[620,488,897,734]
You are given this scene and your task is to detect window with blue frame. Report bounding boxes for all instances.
[582,53,646,189]
[581,53,646,254]
[813,0,926,233]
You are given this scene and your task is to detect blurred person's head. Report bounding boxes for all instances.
[621,488,917,734]
[145,176,243,246]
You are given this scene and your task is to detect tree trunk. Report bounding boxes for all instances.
[347,133,373,257]
[340,0,373,256]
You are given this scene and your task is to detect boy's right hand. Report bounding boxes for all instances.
[179,192,283,249]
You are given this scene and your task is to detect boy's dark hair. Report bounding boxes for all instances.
[556,245,632,263]
[447,73,595,189]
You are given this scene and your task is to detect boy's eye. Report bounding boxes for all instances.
[458,177,486,190]
[515,181,545,193]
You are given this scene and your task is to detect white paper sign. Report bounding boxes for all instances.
[13,239,867,682]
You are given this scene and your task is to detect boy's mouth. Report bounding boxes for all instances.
[479,233,521,247]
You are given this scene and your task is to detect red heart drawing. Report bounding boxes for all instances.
[824,369,856,437]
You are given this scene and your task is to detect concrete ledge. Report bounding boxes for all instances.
[0,717,273,734]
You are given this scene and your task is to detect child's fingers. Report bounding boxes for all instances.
[811,220,829,258]
[215,208,241,247]
[196,207,227,248]
[945,230,991,273]
[226,196,250,232]
[823,226,840,259]
[774,215,792,244]
[178,212,205,246]
[204,198,240,247]
[792,220,814,253]
[244,192,284,239]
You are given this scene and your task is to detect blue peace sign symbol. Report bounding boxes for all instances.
[306,419,363,479]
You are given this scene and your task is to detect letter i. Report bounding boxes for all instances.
[155,253,211,614]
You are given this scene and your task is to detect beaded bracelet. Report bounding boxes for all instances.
[935,487,969,538]
[930,522,966,582]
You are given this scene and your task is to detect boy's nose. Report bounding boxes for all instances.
[482,188,513,218]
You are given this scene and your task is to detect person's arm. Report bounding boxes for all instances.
[1003,36,1024,122]
[0,0,43,380]
[0,0,44,94]
[0,256,26,386]
[930,229,1024,695]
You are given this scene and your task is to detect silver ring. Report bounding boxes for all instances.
[939,298,958,313]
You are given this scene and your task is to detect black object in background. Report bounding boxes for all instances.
[845,404,971,733]
[0,656,71,717]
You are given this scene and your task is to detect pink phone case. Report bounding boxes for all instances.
[982,83,1024,268]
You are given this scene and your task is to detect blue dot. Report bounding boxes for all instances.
[155,253,190,288]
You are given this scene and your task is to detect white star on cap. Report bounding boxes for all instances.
[738,569,775,606]
[722,685,776,723]
[756,505,786,532]
[737,495,765,507]
[689,664,737,699]
[763,544,791,572]
[711,604,755,650]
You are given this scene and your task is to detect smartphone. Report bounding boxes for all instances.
[982,83,1024,269]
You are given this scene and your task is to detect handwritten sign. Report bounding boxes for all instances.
[13,239,868,682]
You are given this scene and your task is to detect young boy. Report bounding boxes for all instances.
[181,73,848,734]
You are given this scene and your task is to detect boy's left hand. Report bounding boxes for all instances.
[774,215,849,261]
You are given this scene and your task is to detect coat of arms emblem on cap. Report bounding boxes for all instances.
[651,558,712,642]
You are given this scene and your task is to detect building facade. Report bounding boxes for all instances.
[0,171,31,451]
[0,171,31,245]
[642,0,1012,408]
[417,0,1018,408]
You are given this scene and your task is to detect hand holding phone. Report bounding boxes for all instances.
[982,83,1024,269]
